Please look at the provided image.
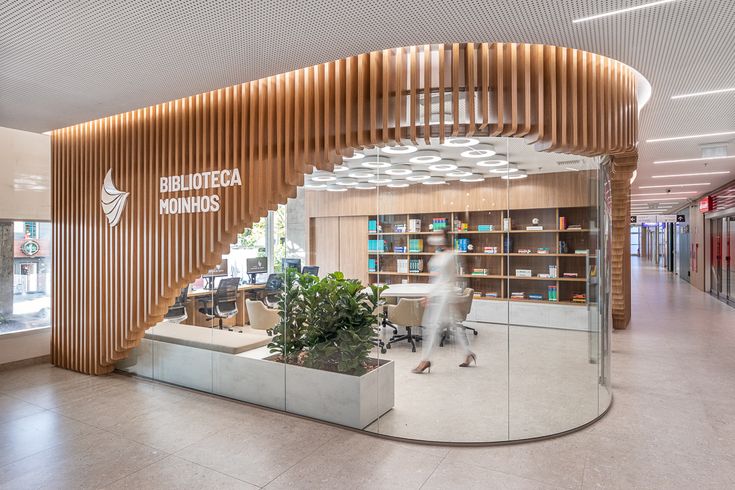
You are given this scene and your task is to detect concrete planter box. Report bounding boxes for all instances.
[279,357,395,429]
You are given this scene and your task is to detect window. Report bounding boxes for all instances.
[1,221,51,334]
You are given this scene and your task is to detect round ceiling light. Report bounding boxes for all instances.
[387,182,410,188]
[348,170,374,179]
[326,186,348,192]
[475,156,509,167]
[460,174,485,183]
[332,165,350,173]
[381,145,417,155]
[336,178,358,186]
[384,165,413,176]
[355,185,377,190]
[368,176,393,184]
[502,171,528,180]
[460,144,496,158]
[305,183,328,189]
[406,170,431,181]
[489,164,519,174]
[428,160,458,172]
[446,166,474,178]
[422,177,447,185]
[361,155,392,168]
[409,150,442,164]
[311,174,337,182]
[441,137,480,147]
[342,151,365,161]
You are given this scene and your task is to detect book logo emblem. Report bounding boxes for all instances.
[101,169,129,227]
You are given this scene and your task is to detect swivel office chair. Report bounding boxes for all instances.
[384,298,425,353]
[262,273,284,308]
[164,286,189,323]
[439,288,477,347]
[198,277,240,330]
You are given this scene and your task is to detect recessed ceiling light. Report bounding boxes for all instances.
[476,158,509,167]
[406,171,431,181]
[368,177,392,184]
[573,0,677,24]
[428,160,458,172]
[502,171,528,180]
[305,183,327,189]
[671,87,735,100]
[646,131,735,143]
[343,151,365,161]
[385,165,413,176]
[332,165,350,173]
[460,144,496,158]
[630,192,698,196]
[326,187,348,192]
[652,171,731,178]
[348,170,374,179]
[336,178,358,186]
[441,137,480,147]
[654,155,735,164]
[460,174,485,183]
[422,178,447,185]
[311,174,337,182]
[381,145,417,154]
[355,185,377,190]
[409,150,442,164]
[490,164,519,174]
[387,182,410,188]
[631,197,687,202]
[446,168,474,178]
[638,183,710,189]
[361,156,392,168]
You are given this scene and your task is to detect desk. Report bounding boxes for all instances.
[186,283,266,328]
[380,283,432,298]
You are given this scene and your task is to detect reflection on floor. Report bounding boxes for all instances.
[366,322,600,442]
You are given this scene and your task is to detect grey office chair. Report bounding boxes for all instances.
[164,286,189,323]
[198,277,240,330]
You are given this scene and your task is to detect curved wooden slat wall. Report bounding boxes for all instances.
[51,42,639,374]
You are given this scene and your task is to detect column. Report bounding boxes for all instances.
[610,152,637,330]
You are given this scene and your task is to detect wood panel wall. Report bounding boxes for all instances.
[51,43,639,374]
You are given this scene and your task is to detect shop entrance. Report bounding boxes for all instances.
[710,216,735,306]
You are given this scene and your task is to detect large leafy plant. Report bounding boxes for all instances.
[268,271,384,375]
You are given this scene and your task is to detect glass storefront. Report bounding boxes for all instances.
[709,215,735,306]
[118,136,613,443]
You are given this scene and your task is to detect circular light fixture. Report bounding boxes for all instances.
[460,174,485,183]
[333,165,350,173]
[490,164,519,174]
[409,150,442,164]
[368,177,393,184]
[336,178,358,186]
[326,186,348,192]
[381,145,417,155]
[475,156,510,167]
[406,170,431,181]
[342,151,365,161]
[348,170,374,179]
[422,177,447,185]
[387,182,410,188]
[311,174,337,182]
[305,183,328,189]
[428,160,458,172]
[460,144,496,158]
[361,155,392,168]
[355,185,377,190]
[384,165,413,176]
[502,171,528,180]
[441,137,480,147]
[446,167,474,178]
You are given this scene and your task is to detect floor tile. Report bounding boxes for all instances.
[0,393,45,424]
[421,460,562,490]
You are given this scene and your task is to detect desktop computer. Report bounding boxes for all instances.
[246,257,268,284]
[282,258,302,273]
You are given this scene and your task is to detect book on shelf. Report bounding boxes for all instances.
[394,224,407,233]
[471,268,488,276]
[559,216,567,230]
[549,265,558,278]
[526,225,544,230]
[574,249,589,254]
[454,238,471,252]
[537,273,551,278]
[503,217,511,231]
[485,292,498,298]
[408,239,424,253]
[528,293,544,301]
[517,248,532,254]
[477,224,494,231]
[484,246,498,254]
[562,272,579,278]
[536,248,550,254]
[368,258,377,272]
[368,239,387,252]
[394,246,407,253]
[572,293,586,303]
[515,269,532,277]
[408,219,422,232]
[409,258,424,273]
[368,219,378,233]
[510,292,526,300]
[431,217,448,230]
[397,259,409,273]
[566,224,582,230]
[547,285,558,301]
[473,291,484,297]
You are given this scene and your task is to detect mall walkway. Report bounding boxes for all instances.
[1,261,734,489]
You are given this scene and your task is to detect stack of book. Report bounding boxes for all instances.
[572,293,586,303]
[536,247,550,254]
[484,246,498,254]
[432,217,448,230]
[511,292,526,300]
[368,239,387,252]
[409,239,424,253]
[515,269,532,277]
[547,285,558,301]
[471,268,488,276]
[394,224,406,233]
[478,224,494,231]
[454,238,471,252]
[486,291,499,298]
[409,258,424,273]
[574,249,589,254]
[397,259,409,273]
[563,272,579,278]
[528,293,544,301]
[394,246,407,253]
[518,248,532,254]
[526,225,544,230]
[567,224,582,230]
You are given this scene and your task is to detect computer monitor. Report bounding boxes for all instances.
[282,258,302,273]
[246,257,268,284]
[301,265,319,276]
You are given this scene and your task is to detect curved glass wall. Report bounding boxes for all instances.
[118,136,612,444]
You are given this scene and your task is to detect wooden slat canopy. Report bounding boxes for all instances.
[51,43,639,374]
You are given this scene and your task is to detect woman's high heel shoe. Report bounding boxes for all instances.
[412,361,431,374]
[459,353,477,367]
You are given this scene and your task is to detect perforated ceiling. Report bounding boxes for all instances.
[1,0,734,209]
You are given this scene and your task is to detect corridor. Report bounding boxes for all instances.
[0,260,734,489]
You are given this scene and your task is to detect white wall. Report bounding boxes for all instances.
[0,126,50,221]
[0,126,51,365]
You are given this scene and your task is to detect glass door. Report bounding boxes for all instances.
[728,217,735,304]
[711,219,724,296]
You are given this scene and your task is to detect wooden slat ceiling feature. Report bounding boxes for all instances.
[51,42,639,374]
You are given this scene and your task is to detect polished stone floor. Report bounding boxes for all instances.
[1,259,735,489]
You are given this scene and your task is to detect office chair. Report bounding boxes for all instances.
[262,273,284,308]
[440,288,478,347]
[384,298,425,353]
[245,299,279,335]
[163,286,189,323]
[198,277,240,330]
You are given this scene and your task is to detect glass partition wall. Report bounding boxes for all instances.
[118,136,612,444]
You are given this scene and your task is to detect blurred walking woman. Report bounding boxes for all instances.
[412,229,476,374]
